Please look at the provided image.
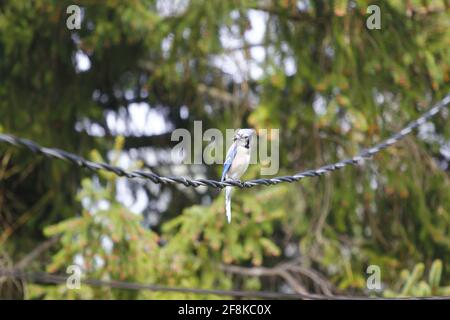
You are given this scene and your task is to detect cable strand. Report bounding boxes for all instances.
[2,269,450,300]
[0,94,449,189]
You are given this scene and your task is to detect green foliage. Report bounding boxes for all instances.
[25,136,288,299]
[1,0,449,299]
[384,260,450,297]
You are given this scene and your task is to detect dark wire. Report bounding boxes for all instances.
[2,269,449,300]
[0,94,449,188]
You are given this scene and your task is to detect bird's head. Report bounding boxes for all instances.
[234,128,255,149]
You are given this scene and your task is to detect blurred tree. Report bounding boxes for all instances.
[0,0,449,298]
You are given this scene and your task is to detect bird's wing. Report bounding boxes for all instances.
[221,142,237,182]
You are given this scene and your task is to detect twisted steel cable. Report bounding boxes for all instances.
[0,94,449,189]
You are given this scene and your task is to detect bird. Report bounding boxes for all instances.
[221,128,255,223]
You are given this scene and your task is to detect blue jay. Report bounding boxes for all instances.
[221,129,255,223]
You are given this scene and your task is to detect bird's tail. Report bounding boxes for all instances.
[225,186,232,224]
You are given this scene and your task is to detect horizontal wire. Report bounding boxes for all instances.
[2,269,449,300]
[0,94,449,189]
[0,269,327,300]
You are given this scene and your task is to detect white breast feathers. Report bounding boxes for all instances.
[227,145,250,180]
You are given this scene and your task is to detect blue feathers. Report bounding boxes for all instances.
[221,143,237,182]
